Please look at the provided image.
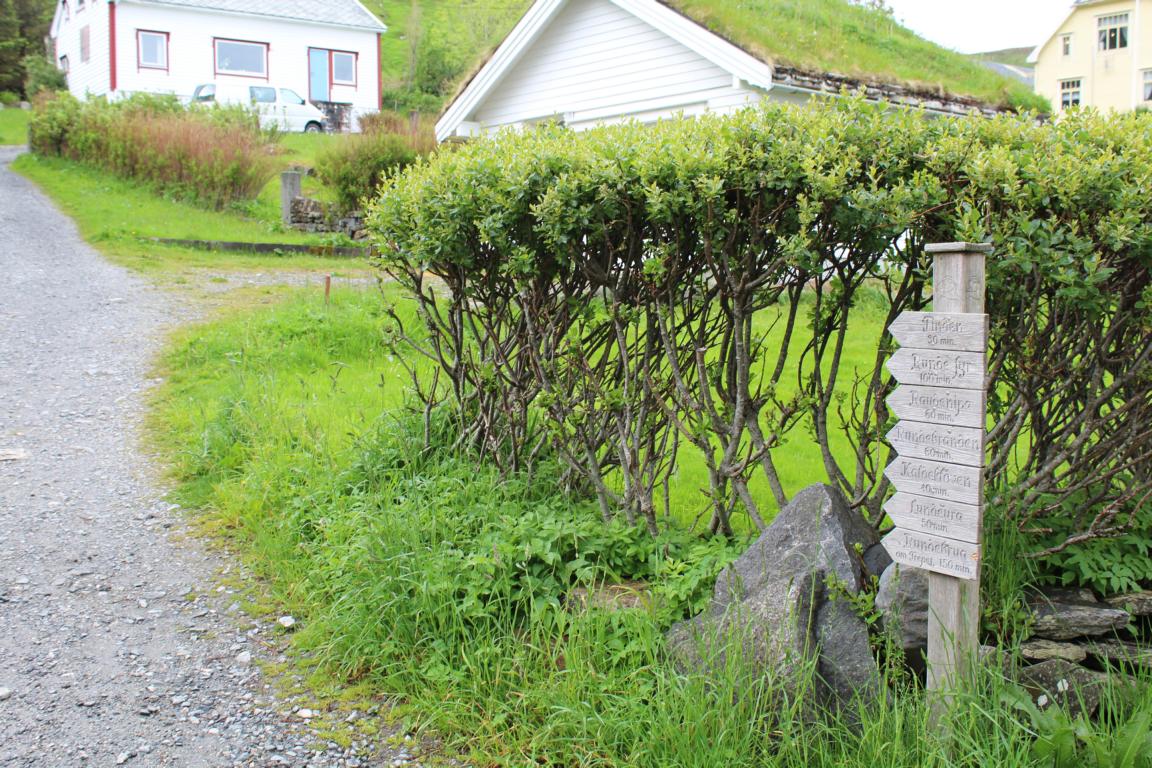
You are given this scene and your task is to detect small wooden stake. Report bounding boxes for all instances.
[325,274,332,306]
[924,242,990,722]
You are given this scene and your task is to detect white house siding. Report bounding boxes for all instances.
[113,2,381,124]
[55,0,113,99]
[472,0,761,132]
[53,0,382,127]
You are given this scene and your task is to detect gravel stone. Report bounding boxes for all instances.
[0,147,429,767]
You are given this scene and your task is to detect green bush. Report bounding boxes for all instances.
[370,98,1152,579]
[28,92,278,209]
[314,128,432,212]
[21,54,66,97]
[0,90,19,106]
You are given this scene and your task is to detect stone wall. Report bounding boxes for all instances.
[287,197,369,240]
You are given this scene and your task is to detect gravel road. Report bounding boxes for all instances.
[0,147,414,767]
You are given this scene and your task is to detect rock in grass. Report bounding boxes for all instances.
[1020,639,1088,664]
[1027,589,1129,641]
[875,563,929,654]
[276,616,296,630]
[1105,590,1152,617]
[665,484,880,712]
[1018,659,1108,719]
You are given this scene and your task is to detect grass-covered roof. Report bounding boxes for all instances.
[662,0,1047,110]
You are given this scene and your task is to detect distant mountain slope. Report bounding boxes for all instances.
[363,0,1047,112]
[969,47,1035,68]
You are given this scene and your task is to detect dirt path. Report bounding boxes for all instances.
[0,147,413,768]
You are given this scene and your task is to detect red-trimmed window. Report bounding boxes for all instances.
[214,38,268,79]
[137,30,169,70]
[80,25,90,62]
[331,51,356,86]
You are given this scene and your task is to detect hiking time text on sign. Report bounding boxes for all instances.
[882,305,988,580]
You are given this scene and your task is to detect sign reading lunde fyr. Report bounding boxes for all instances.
[882,310,989,581]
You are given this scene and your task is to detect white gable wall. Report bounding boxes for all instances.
[54,0,113,99]
[471,0,762,133]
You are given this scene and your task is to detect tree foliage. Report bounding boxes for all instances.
[367,98,1152,570]
[0,0,53,96]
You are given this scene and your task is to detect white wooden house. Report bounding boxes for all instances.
[437,0,1007,142]
[49,0,386,130]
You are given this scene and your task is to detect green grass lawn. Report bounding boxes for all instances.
[0,107,31,145]
[12,148,372,276]
[151,285,1152,767]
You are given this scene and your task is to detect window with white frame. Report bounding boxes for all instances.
[59,55,69,73]
[80,25,90,62]
[1144,70,1152,101]
[214,38,268,78]
[137,30,168,70]
[1062,34,1072,56]
[331,51,356,85]
[1060,79,1082,110]
[1098,13,1129,51]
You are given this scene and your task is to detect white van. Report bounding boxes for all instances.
[191,83,327,133]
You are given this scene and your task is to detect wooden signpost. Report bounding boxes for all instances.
[882,242,991,710]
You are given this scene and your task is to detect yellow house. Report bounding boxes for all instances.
[1030,0,1152,112]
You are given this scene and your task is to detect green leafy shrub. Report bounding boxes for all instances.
[314,127,432,212]
[21,54,66,97]
[370,98,1152,582]
[27,92,278,209]
[0,90,19,106]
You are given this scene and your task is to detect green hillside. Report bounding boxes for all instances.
[970,47,1035,68]
[363,0,1047,113]
[361,0,531,110]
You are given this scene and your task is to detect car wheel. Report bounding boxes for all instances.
[304,122,324,134]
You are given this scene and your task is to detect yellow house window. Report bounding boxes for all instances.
[1060,79,1082,110]
[1062,35,1072,56]
[1098,13,1129,51]
[1144,71,1152,101]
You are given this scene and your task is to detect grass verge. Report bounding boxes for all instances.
[0,107,31,145]
[12,151,371,276]
[151,286,1152,766]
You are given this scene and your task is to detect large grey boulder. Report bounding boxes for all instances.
[875,563,929,655]
[666,484,881,711]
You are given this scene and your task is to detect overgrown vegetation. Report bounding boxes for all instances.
[154,287,1152,766]
[314,112,435,212]
[370,98,1152,579]
[28,92,280,209]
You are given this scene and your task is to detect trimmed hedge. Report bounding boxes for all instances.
[367,97,1152,583]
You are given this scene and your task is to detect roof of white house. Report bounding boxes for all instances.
[438,0,1024,142]
[124,0,386,31]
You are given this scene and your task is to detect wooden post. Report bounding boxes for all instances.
[881,241,991,726]
[281,170,302,226]
[924,241,990,711]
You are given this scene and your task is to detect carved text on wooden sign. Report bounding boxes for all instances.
[881,528,980,580]
[889,312,989,353]
[887,349,986,390]
[886,422,985,468]
[887,385,985,429]
[884,457,982,506]
[883,492,981,544]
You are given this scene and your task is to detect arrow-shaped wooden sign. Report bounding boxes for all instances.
[889,312,988,353]
[884,456,982,506]
[882,528,980,581]
[887,385,985,429]
[886,421,985,467]
[884,492,981,544]
[886,349,986,390]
